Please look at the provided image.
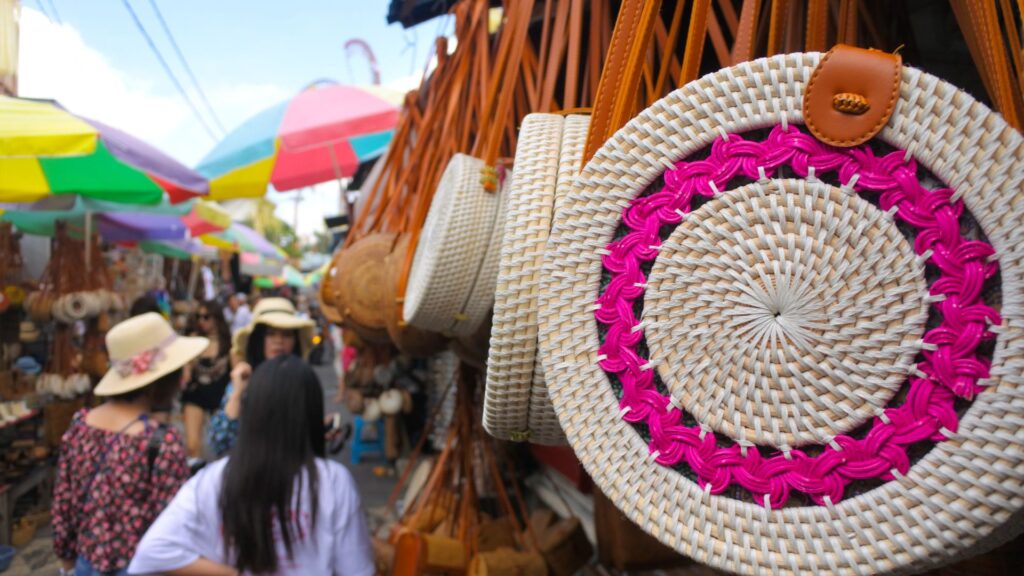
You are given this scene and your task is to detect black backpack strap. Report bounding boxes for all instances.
[147,423,169,476]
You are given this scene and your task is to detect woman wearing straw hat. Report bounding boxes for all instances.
[51,313,207,576]
[129,355,374,576]
[206,297,316,457]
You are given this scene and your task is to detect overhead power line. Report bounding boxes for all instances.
[31,0,53,22]
[44,0,63,24]
[119,0,221,141]
[145,0,226,134]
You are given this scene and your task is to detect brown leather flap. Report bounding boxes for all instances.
[803,44,901,147]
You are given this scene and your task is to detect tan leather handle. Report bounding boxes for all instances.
[731,0,762,64]
[950,0,1023,129]
[681,0,713,83]
[583,0,662,164]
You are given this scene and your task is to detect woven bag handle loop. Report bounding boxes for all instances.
[653,0,686,96]
[706,0,742,71]
[562,0,585,110]
[393,0,491,318]
[731,0,762,63]
[950,0,1024,129]
[587,0,734,164]
[583,0,662,164]
[476,0,537,172]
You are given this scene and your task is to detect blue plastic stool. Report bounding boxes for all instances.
[350,416,385,465]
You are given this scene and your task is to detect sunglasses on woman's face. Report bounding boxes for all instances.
[198,314,211,321]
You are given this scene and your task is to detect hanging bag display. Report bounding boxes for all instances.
[485,0,724,446]
[402,0,535,338]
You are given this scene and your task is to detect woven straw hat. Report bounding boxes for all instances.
[231,297,315,361]
[537,52,1024,575]
[403,153,510,337]
[484,113,589,445]
[95,312,208,396]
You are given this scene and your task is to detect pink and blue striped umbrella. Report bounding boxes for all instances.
[196,83,401,200]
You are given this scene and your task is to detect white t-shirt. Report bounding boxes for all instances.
[230,304,252,335]
[128,458,374,576]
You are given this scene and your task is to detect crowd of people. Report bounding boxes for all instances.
[48,293,374,576]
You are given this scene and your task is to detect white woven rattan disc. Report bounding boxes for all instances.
[485,113,564,441]
[524,114,590,445]
[537,53,1024,575]
[484,114,590,445]
[404,153,500,334]
[456,169,512,338]
[647,179,927,449]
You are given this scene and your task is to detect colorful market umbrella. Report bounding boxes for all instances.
[98,212,187,242]
[253,266,306,289]
[0,96,208,204]
[201,222,285,260]
[1,196,193,236]
[240,251,285,277]
[140,238,218,260]
[182,200,231,236]
[196,83,401,199]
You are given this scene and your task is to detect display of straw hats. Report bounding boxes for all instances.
[537,51,1024,575]
[94,312,208,396]
[231,297,316,361]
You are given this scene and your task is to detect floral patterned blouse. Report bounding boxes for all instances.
[52,409,189,573]
[206,383,240,457]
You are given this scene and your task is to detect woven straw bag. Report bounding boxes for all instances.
[402,0,537,339]
[537,46,1024,575]
[484,113,590,445]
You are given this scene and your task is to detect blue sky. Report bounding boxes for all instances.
[17,1,450,236]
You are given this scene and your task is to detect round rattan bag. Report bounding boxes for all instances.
[484,113,589,445]
[537,51,1024,575]
[403,153,509,338]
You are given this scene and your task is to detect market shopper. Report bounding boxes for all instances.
[180,300,232,469]
[206,297,314,456]
[128,294,164,318]
[52,313,207,576]
[128,355,374,576]
[226,292,251,335]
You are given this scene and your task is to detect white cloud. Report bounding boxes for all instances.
[17,8,290,167]
[17,8,189,147]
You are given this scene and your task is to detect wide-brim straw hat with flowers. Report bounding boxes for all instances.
[95,312,208,396]
[231,297,316,361]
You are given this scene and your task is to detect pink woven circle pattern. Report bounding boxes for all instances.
[595,126,1001,507]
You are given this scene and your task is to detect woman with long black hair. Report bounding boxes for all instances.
[128,355,374,575]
